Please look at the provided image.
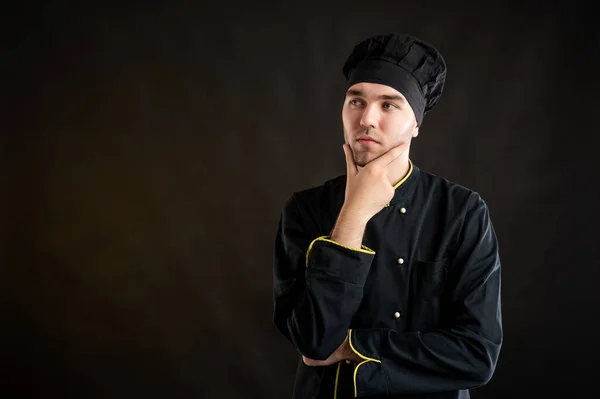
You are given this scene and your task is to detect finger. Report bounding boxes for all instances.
[302,356,322,367]
[343,144,358,177]
[369,142,408,169]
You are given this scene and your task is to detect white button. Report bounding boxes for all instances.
[345,360,351,364]
[397,257,404,264]
[400,207,406,214]
[394,311,401,318]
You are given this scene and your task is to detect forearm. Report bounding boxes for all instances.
[273,195,375,360]
[330,205,369,249]
[349,324,502,396]
[348,253,503,396]
[274,235,376,360]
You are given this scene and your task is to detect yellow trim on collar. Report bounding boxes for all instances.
[393,159,414,190]
[385,160,414,207]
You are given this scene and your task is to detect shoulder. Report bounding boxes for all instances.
[417,168,497,251]
[418,168,487,211]
[278,175,346,235]
[283,175,346,211]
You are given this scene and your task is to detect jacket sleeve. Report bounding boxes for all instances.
[272,193,376,360]
[348,194,503,396]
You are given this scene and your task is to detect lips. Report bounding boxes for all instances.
[357,136,379,144]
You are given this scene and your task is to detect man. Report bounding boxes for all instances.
[272,33,502,399]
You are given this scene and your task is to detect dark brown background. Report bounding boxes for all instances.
[4,1,599,398]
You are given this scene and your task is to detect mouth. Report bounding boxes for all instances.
[357,136,379,145]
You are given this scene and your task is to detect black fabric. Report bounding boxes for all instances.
[336,361,357,399]
[342,33,447,126]
[272,163,502,398]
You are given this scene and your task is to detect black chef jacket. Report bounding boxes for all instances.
[272,161,503,398]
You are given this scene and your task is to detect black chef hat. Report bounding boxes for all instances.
[342,33,447,126]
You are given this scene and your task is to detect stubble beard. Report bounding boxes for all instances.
[353,151,378,168]
[347,127,384,168]
[351,126,414,168]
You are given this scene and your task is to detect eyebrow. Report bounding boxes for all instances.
[346,89,407,103]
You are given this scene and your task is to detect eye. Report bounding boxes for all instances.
[348,98,364,107]
[382,102,398,110]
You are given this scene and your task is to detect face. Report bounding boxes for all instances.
[342,82,419,167]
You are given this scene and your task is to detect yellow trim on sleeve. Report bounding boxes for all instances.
[305,236,375,267]
[348,329,381,397]
[348,329,380,363]
[333,361,342,399]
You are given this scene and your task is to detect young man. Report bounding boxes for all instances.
[272,33,502,399]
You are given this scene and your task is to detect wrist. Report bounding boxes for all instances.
[338,204,370,227]
[330,204,370,249]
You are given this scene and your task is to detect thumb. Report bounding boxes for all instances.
[343,144,358,177]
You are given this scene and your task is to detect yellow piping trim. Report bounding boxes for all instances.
[385,159,414,207]
[333,362,341,399]
[305,236,375,267]
[393,159,414,190]
[348,329,381,397]
[306,235,329,266]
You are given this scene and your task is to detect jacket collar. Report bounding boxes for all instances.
[388,159,420,205]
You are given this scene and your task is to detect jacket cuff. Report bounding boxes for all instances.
[306,236,375,285]
[349,329,387,397]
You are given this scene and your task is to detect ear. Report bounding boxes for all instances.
[412,125,420,138]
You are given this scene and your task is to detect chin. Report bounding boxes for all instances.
[354,154,375,168]
[354,149,383,167]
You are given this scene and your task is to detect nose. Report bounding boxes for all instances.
[359,104,378,129]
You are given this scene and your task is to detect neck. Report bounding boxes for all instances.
[386,154,411,188]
